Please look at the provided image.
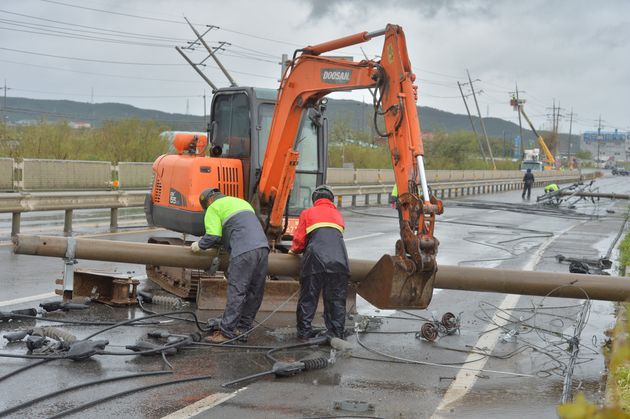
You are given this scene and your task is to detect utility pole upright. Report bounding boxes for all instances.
[467,69,496,169]
[567,108,574,167]
[597,115,603,167]
[2,79,11,140]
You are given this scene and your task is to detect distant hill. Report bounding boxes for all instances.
[5,96,576,151]
[4,97,206,131]
[325,99,537,143]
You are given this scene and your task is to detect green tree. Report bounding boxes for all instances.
[576,150,592,160]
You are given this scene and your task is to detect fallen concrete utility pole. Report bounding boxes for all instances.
[558,191,630,200]
[13,235,630,304]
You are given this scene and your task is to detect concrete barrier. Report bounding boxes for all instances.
[355,168,380,185]
[22,159,111,191]
[327,168,355,185]
[118,162,153,189]
[3,156,585,192]
[0,158,13,192]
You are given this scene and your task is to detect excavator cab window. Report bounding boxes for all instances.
[288,108,325,213]
[257,106,326,214]
[212,92,251,158]
[257,103,274,166]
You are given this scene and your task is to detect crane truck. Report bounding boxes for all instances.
[511,96,558,171]
[144,24,443,309]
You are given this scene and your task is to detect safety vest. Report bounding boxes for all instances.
[544,183,559,193]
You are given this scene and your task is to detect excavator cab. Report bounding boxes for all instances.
[145,86,327,239]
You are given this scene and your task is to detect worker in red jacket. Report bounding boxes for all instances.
[289,185,350,340]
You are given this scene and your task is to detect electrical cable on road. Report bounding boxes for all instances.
[354,332,533,377]
[471,286,595,400]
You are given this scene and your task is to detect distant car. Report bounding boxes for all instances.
[619,169,630,176]
[612,167,619,175]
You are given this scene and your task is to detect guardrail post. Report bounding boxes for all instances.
[14,160,23,191]
[110,208,119,230]
[64,209,73,236]
[11,212,20,236]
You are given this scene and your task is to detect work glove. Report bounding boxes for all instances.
[287,249,296,255]
[190,241,202,254]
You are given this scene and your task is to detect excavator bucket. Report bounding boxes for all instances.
[357,254,436,309]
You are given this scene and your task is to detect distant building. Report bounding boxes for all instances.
[68,121,91,129]
[580,130,630,164]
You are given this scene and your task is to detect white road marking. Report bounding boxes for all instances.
[344,232,385,242]
[431,293,521,417]
[0,292,57,307]
[431,222,582,417]
[161,390,242,419]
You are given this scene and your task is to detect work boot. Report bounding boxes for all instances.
[234,329,249,343]
[297,329,323,342]
[205,330,231,344]
[206,317,222,332]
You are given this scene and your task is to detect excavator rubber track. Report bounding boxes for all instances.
[146,236,205,300]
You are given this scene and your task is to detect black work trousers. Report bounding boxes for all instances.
[297,272,348,339]
[220,247,269,338]
[522,183,532,199]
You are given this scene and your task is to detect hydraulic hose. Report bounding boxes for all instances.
[0,371,171,417]
[0,359,53,384]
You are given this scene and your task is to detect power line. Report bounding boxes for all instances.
[0,9,188,42]
[0,58,199,83]
[11,87,204,99]
[0,46,187,65]
[3,105,205,124]
[0,24,175,49]
[420,93,463,99]
[40,0,186,25]
[412,66,464,80]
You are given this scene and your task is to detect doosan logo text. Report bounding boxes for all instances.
[321,69,351,84]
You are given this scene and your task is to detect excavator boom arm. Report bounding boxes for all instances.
[255,24,443,308]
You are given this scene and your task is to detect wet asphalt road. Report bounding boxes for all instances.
[0,175,628,418]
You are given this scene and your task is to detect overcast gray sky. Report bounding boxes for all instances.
[1,0,628,133]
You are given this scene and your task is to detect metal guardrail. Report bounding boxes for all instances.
[1,191,147,236]
[334,174,592,207]
[1,173,593,237]
[0,157,591,236]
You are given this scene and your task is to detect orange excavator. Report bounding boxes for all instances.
[145,24,443,309]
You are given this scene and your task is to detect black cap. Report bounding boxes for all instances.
[199,188,222,209]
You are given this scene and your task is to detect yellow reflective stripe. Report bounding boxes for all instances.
[306,222,344,234]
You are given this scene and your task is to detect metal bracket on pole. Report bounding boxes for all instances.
[184,17,237,87]
[62,237,77,296]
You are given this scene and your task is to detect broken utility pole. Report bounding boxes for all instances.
[176,17,239,92]
[458,81,488,166]
[466,70,496,170]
